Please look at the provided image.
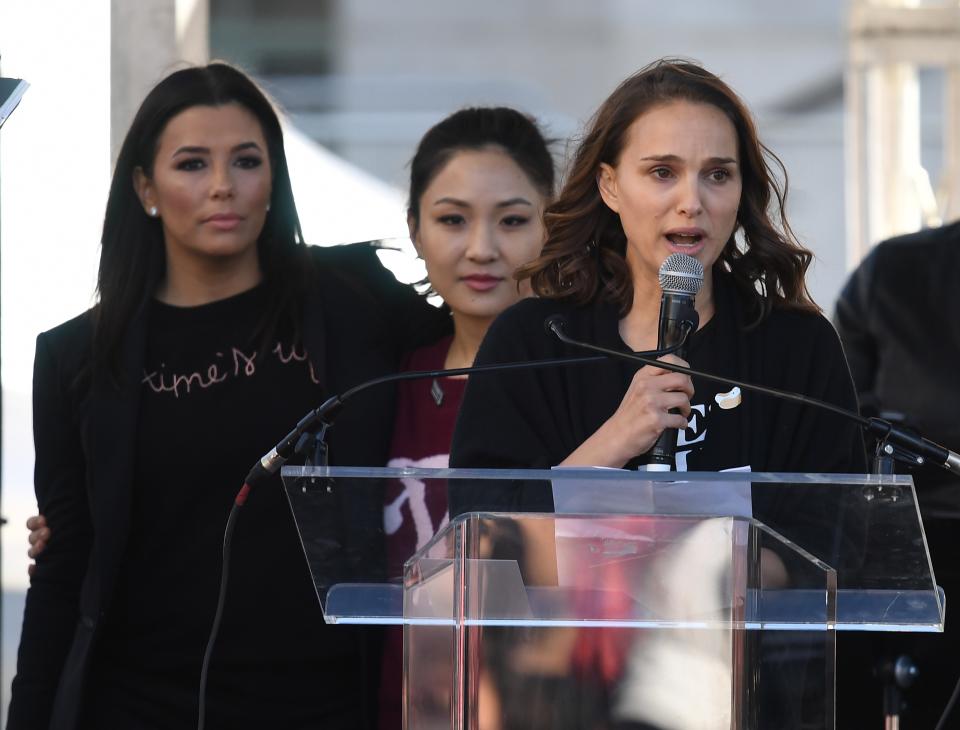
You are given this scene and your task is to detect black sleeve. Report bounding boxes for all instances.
[450,303,571,471]
[7,334,93,730]
[315,242,451,352]
[448,302,569,516]
[811,317,868,474]
[752,314,869,580]
[833,250,880,411]
[761,313,867,475]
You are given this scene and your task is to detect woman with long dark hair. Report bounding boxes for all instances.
[10,62,445,730]
[382,105,554,577]
[378,106,554,728]
[451,58,864,478]
[448,58,867,730]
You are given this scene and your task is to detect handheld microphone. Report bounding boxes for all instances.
[648,253,704,470]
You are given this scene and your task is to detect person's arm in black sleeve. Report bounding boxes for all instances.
[833,248,879,407]
[753,313,869,582]
[808,316,868,474]
[764,312,867,475]
[7,333,94,730]
[449,301,568,517]
[313,242,451,352]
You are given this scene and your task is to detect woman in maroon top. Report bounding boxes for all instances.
[378,107,556,727]
[381,107,555,573]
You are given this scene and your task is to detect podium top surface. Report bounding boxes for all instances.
[281,468,941,632]
[282,466,911,484]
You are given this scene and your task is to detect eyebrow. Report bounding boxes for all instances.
[640,154,738,165]
[171,141,264,157]
[432,196,533,208]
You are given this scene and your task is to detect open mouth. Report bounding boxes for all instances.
[666,233,703,247]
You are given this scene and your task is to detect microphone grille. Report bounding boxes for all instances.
[659,253,704,295]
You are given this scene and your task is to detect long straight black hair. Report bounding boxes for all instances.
[95,62,310,380]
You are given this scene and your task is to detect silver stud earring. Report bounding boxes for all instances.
[266,203,271,213]
[148,206,158,217]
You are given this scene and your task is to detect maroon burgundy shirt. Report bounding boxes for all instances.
[380,335,466,728]
[382,335,466,578]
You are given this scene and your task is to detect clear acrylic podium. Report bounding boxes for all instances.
[281,468,943,730]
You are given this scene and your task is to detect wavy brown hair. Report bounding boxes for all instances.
[518,58,817,325]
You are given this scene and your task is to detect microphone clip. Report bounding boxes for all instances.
[296,420,332,468]
[873,437,921,475]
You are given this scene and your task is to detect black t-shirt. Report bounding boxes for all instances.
[452,284,862,475]
[90,286,374,728]
[450,271,866,518]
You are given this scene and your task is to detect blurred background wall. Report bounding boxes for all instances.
[1,0,957,722]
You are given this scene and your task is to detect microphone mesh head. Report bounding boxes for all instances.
[659,253,704,295]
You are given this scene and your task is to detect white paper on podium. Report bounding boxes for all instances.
[550,467,753,527]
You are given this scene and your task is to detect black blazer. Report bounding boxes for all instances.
[8,243,448,730]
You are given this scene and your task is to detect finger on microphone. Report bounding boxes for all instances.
[662,372,695,398]
[662,392,693,419]
[667,412,691,431]
[647,354,690,376]
[657,354,689,367]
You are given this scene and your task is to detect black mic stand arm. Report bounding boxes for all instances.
[243,337,693,489]
[195,335,692,728]
[546,315,957,730]
[544,316,960,479]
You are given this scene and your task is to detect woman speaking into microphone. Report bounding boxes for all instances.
[447,58,870,730]
[449,58,865,481]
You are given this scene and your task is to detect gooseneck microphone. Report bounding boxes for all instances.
[544,315,960,478]
[243,326,698,491]
[648,253,704,470]
[199,307,960,728]
[245,356,611,490]
[198,333,696,729]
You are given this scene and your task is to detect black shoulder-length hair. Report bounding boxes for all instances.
[94,62,310,380]
[405,106,555,295]
[407,106,555,230]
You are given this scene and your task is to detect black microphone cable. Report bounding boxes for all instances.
[196,313,960,728]
[935,669,960,730]
[195,339,696,729]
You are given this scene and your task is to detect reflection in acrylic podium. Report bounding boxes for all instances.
[282,468,942,730]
